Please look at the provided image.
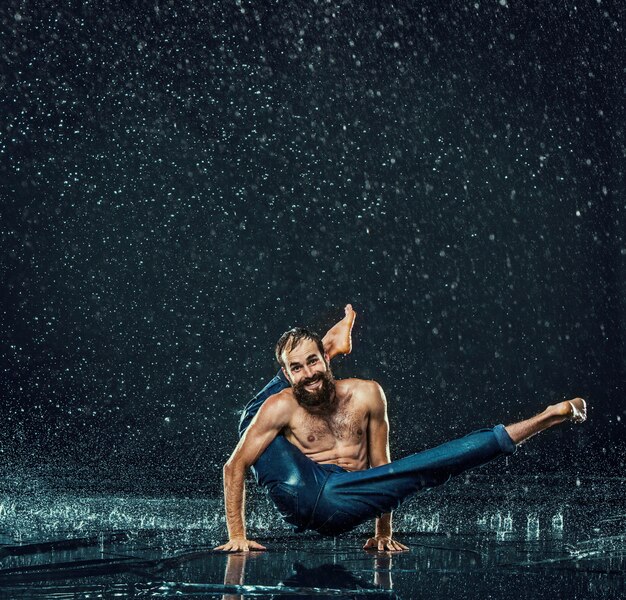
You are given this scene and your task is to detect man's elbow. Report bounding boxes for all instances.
[223,460,237,474]
[368,457,391,469]
[223,457,249,474]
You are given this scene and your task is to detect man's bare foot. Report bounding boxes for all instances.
[505,397,587,445]
[322,304,357,360]
[554,398,587,424]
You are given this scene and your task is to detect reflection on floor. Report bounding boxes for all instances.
[0,475,624,598]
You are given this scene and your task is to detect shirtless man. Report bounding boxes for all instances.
[215,305,586,553]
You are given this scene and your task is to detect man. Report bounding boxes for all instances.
[215,305,586,553]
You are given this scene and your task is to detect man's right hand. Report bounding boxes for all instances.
[214,537,267,552]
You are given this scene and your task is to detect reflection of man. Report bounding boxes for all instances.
[216,305,587,552]
[221,552,396,600]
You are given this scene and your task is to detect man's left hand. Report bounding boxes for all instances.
[363,535,409,552]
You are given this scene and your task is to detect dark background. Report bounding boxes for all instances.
[1,0,624,493]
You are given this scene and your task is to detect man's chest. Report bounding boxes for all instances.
[287,401,369,447]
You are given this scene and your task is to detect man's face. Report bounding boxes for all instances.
[281,338,336,416]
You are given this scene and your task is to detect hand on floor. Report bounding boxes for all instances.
[363,535,409,552]
[214,537,267,552]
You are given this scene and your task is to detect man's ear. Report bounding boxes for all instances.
[281,366,290,382]
[324,352,331,365]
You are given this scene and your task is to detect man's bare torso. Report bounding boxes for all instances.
[277,378,373,471]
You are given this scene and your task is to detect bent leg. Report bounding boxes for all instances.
[238,304,357,436]
[237,302,357,464]
[313,425,516,535]
[236,305,358,528]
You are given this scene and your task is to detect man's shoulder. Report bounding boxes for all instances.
[254,388,296,426]
[345,379,387,415]
[341,376,382,388]
[338,378,383,397]
[263,387,297,409]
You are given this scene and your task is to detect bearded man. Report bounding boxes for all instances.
[215,305,586,552]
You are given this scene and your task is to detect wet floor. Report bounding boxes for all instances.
[0,475,624,598]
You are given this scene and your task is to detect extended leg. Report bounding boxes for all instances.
[313,399,587,535]
[313,425,515,534]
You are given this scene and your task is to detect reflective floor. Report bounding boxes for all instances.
[0,475,624,598]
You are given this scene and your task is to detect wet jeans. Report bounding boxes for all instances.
[238,371,517,536]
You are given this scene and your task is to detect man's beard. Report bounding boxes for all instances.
[292,367,337,418]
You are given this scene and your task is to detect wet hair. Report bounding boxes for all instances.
[275,327,325,369]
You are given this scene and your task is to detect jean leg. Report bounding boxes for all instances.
[313,425,516,535]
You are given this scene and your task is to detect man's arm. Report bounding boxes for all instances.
[363,382,409,552]
[214,393,291,552]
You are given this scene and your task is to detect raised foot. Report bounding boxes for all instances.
[322,304,357,359]
[555,397,587,424]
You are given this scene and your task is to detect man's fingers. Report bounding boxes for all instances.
[214,540,268,552]
[214,543,240,551]
[382,540,408,552]
[214,543,239,552]
[364,537,409,552]
[248,541,267,551]
[214,543,243,552]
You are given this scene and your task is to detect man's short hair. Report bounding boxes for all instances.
[275,327,325,369]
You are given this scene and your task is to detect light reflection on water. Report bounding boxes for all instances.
[0,476,624,598]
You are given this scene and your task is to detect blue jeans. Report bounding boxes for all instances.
[238,372,517,536]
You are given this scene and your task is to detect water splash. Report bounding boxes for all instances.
[402,512,440,533]
[551,510,564,534]
[526,514,540,540]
